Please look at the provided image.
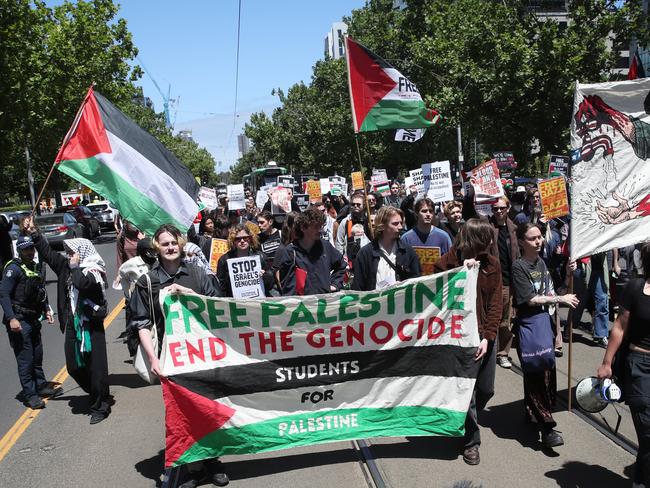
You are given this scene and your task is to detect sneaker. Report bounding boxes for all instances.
[37,386,63,398]
[206,458,229,486]
[594,337,609,348]
[462,445,480,465]
[496,356,512,369]
[25,395,45,410]
[89,410,109,425]
[541,429,564,448]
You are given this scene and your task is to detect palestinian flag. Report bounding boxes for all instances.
[345,37,440,133]
[159,269,480,468]
[55,87,199,235]
[628,48,646,80]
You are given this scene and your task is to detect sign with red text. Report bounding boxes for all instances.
[412,246,441,275]
[538,176,570,219]
[159,268,480,468]
[209,239,229,273]
[469,160,504,203]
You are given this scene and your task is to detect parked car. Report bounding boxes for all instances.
[87,201,119,231]
[35,213,85,249]
[53,205,101,239]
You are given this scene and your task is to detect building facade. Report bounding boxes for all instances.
[324,22,348,59]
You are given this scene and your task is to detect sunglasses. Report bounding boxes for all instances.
[492,206,508,211]
[234,236,251,242]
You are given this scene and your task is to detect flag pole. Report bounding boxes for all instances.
[567,271,574,412]
[355,134,374,240]
[31,82,96,218]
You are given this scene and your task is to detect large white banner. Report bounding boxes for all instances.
[570,79,650,259]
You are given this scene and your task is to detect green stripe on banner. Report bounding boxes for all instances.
[174,405,466,466]
[58,156,186,235]
[360,99,433,132]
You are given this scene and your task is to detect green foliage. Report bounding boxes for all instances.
[239,0,650,178]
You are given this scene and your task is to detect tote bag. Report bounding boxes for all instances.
[516,311,555,373]
[133,274,159,384]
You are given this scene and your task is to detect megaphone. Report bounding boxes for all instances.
[575,376,622,413]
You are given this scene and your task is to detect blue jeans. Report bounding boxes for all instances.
[591,259,610,339]
[7,319,47,399]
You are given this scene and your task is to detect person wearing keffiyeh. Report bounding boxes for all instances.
[24,218,111,425]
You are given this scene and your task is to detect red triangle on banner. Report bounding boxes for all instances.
[346,37,397,132]
[162,377,236,467]
[55,88,111,163]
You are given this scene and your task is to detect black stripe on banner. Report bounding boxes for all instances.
[170,344,480,401]
[94,91,199,199]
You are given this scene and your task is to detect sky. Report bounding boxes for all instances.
[117,0,366,170]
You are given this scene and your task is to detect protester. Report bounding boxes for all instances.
[400,197,452,255]
[275,207,346,296]
[439,200,464,241]
[511,223,578,448]
[118,238,157,302]
[384,180,403,207]
[352,206,420,291]
[435,218,502,465]
[272,211,299,290]
[316,200,337,246]
[216,224,272,297]
[184,242,215,276]
[198,211,216,237]
[0,235,60,409]
[127,224,227,487]
[514,187,543,225]
[335,191,371,263]
[257,211,282,267]
[488,196,520,369]
[572,252,611,347]
[25,217,111,424]
[597,242,650,487]
[116,219,144,270]
[0,213,13,270]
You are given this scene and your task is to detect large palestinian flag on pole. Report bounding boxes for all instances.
[55,87,199,236]
[345,37,440,133]
[158,267,480,467]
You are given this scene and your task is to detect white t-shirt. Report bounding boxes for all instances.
[376,242,397,290]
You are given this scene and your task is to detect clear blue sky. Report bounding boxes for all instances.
[117,0,365,169]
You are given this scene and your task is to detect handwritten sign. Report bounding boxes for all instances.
[538,176,569,219]
[209,238,229,273]
[412,246,441,275]
[469,160,504,203]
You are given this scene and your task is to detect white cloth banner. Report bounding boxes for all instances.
[570,79,650,259]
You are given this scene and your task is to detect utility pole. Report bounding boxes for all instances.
[457,124,464,173]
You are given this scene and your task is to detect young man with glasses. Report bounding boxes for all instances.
[489,196,520,369]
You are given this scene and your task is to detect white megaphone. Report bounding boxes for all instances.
[575,376,622,413]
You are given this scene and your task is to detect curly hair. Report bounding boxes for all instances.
[294,207,326,240]
[443,200,463,218]
[227,224,259,251]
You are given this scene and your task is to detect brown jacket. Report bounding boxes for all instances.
[489,216,520,271]
[434,247,502,341]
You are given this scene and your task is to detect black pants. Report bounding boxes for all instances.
[64,319,110,414]
[626,351,650,486]
[8,319,47,399]
[465,339,496,448]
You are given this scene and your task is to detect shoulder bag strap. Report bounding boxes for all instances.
[378,248,400,274]
[145,274,158,345]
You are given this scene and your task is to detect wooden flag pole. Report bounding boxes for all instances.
[30,82,96,218]
[354,134,374,240]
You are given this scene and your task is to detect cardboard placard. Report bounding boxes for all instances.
[409,168,425,196]
[227,184,246,210]
[351,171,364,190]
[198,187,218,210]
[469,160,504,203]
[549,155,570,176]
[227,255,264,299]
[422,161,454,203]
[412,246,441,275]
[538,176,570,219]
[294,193,309,211]
[305,180,322,204]
[271,187,292,213]
[493,151,517,170]
[209,238,229,273]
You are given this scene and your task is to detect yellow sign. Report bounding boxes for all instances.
[412,246,441,275]
[351,171,364,191]
[305,180,322,204]
[538,177,569,219]
[209,239,229,273]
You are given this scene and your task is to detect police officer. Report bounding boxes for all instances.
[0,235,60,409]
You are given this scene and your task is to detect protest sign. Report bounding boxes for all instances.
[198,187,218,210]
[422,161,454,203]
[329,176,347,196]
[227,184,246,210]
[493,151,516,170]
[351,171,364,190]
[271,187,292,213]
[305,180,322,203]
[209,238,229,273]
[159,268,480,467]
[294,193,309,211]
[277,175,295,188]
[548,155,569,176]
[319,178,331,195]
[395,128,426,143]
[412,246,441,275]
[256,186,271,209]
[570,79,650,259]
[409,168,425,196]
[227,255,264,299]
[469,160,504,203]
[538,176,569,219]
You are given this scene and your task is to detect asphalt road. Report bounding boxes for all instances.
[0,242,640,487]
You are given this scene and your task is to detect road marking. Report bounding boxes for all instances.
[0,298,125,463]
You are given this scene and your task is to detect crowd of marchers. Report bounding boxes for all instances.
[0,177,648,488]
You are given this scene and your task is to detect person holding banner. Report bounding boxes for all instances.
[597,242,650,487]
[216,224,273,297]
[435,219,501,466]
[352,206,420,291]
[511,223,579,449]
[275,207,346,296]
[127,224,228,487]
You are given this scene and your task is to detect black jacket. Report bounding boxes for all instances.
[351,239,421,291]
[275,239,346,296]
[32,232,104,332]
[0,258,47,323]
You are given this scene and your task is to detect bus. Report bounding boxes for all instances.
[242,161,289,194]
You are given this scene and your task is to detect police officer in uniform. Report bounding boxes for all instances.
[0,235,61,409]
